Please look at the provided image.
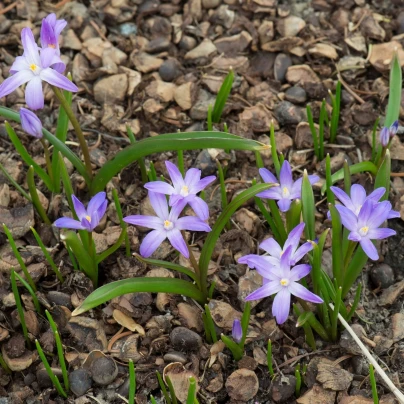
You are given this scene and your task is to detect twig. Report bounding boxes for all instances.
[329,303,404,404]
[0,1,17,15]
[336,72,366,105]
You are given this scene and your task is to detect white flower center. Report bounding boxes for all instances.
[282,187,290,198]
[359,226,369,236]
[280,278,289,287]
[180,185,189,197]
[85,215,91,222]
[164,220,174,230]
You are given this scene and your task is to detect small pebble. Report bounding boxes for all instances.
[4,334,25,359]
[274,101,306,125]
[159,59,183,82]
[164,351,188,364]
[91,357,118,386]
[116,377,130,398]
[69,368,92,396]
[370,263,395,289]
[285,86,307,104]
[47,291,72,309]
[118,23,137,37]
[195,150,217,176]
[271,375,296,402]
[170,327,203,351]
[274,53,292,82]
[36,367,63,388]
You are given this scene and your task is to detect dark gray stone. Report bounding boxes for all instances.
[285,86,307,104]
[69,368,92,396]
[274,53,292,82]
[370,263,395,289]
[170,327,203,351]
[91,356,118,386]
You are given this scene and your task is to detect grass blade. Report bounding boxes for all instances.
[374,149,391,201]
[301,170,315,240]
[129,359,136,404]
[385,51,402,127]
[186,377,197,404]
[306,105,319,159]
[212,69,234,123]
[12,271,41,313]
[11,271,29,344]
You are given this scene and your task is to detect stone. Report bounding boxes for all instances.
[238,356,258,371]
[0,184,10,207]
[179,35,197,51]
[170,327,203,351]
[274,53,292,82]
[308,43,338,59]
[297,384,336,404]
[36,367,63,388]
[317,152,345,175]
[145,37,171,53]
[94,74,128,104]
[62,29,82,50]
[208,299,242,330]
[286,65,320,84]
[258,20,274,46]
[47,291,72,309]
[295,122,316,148]
[238,104,278,133]
[316,362,353,390]
[274,101,306,125]
[195,149,217,176]
[262,37,303,52]
[340,324,367,355]
[190,89,216,120]
[237,270,262,309]
[202,0,221,8]
[164,351,188,364]
[146,80,176,103]
[159,59,183,82]
[398,11,404,34]
[177,303,204,332]
[225,369,259,401]
[2,345,33,372]
[379,280,404,306]
[0,204,34,238]
[67,317,108,351]
[369,41,404,73]
[277,16,306,37]
[370,263,395,289]
[345,34,367,54]
[132,52,163,73]
[4,334,25,359]
[271,375,296,402]
[392,313,404,342]
[69,368,92,396]
[214,31,252,55]
[285,86,307,104]
[174,82,196,110]
[185,39,217,60]
[91,356,118,385]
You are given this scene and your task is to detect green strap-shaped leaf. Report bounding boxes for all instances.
[385,51,402,127]
[301,171,315,241]
[212,69,234,123]
[90,132,267,194]
[374,149,391,201]
[72,278,206,315]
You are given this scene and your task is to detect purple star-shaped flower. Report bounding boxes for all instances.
[380,121,399,147]
[232,319,242,343]
[40,13,67,73]
[245,246,323,325]
[54,192,108,232]
[20,108,42,138]
[238,223,313,272]
[257,161,319,212]
[0,28,77,110]
[144,162,215,220]
[335,199,396,260]
[123,191,211,258]
[330,184,399,219]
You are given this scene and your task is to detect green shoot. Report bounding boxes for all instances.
[212,69,234,123]
[129,359,136,404]
[156,371,171,404]
[27,166,51,225]
[369,364,379,404]
[295,364,302,397]
[186,377,197,404]
[267,339,274,377]
[112,189,131,258]
[11,271,29,344]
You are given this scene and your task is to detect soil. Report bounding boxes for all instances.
[0,0,404,403]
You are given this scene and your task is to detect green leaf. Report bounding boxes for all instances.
[90,132,268,194]
[221,334,243,361]
[374,149,391,201]
[301,170,315,240]
[286,199,302,233]
[199,183,271,295]
[269,122,280,177]
[330,81,341,144]
[329,204,343,288]
[385,51,402,127]
[96,228,127,264]
[13,271,41,313]
[342,245,368,298]
[212,69,234,123]
[186,377,197,404]
[11,271,29,344]
[72,278,205,315]
[129,359,136,404]
[27,166,51,225]
[306,105,319,159]
[318,99,326,160]
[320,161,378,194]
[325,154,335,205]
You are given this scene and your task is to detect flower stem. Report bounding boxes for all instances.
[88,232,98,287]
[40,139,54,183]
[51,86,93,181]
[183,234,204,296]
[343,240,357,271]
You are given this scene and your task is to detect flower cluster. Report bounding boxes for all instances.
[239,223,323,324]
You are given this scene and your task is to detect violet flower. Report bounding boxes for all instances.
[330,184,399,219]
[232,319,242,343]
[335,199,396,260]
[123,191,211,258]
[257,161,319,212]
[20,108,42,138]
[380,121,399,147]
[54,192,108,232]
[144,161,215,220]
[40,13,67,73]
[0,28,77,110]
[238,223,313,272]
[245,246,323,325]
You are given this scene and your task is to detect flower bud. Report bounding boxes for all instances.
[20,108,42,138]
[232,319,242,343]
[380,126,389,147]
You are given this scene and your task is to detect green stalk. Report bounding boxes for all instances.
[186,377,197,404]
[13,271,41,313]
[204,305,218,343]
[286,199,302,233]
[11,271,29,344]
[240,302,250,347]
[254,196,282,242]
[306,105,319,159]
[156,371,171,404]
[329,205,343,287]
[343,161,351,195]
[325,154,335,205]
[331,287,342,342]
[371,118,380,163]
[216,160,230,230]
[319,99,326,160]
[126,125,148,183]
[40,139,54,183]
[294,305,316,350]
[0,353,11,374]
[369,364,379,404]
[267,339,274,377]
[177,150,185,176]
[346,283,362,322]
[112,189,130,257]
[27,166,51,225]
[267,200,287,245]
[270,122,281,177]
[0,161,31,201]
[166,375,178,404]
[129,359,136,404]
[52,86,93,182]
[295,364,302,397]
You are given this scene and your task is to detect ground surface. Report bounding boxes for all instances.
[0,0,404,403]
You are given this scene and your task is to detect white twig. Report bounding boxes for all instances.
[329,303,404,404]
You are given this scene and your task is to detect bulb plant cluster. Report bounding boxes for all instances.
[0,12,402,401]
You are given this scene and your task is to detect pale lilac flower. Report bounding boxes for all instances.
[0,28,77,110]
[257,161,319,212]
[380,120,399,147]
[144,162,215,220]
[232,319,242,343]
[330,184,399,219]
[40,13,67,73]
[123,192,211,258]
[335,199,396,260]
[54,192,108,232]
[245,246,323,325]
[20,108,42,138]
[238,223,313,272]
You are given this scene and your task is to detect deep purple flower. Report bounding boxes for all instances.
[123,191,211,258]
[144,162,215,220]
[20,108,42,138]
[40,13,67,73]
[335,199,396,260]
[257,161,319,212]
[330,184,399,219]
[0,28,77,110]
[245,246,323,325]
[238,223,313,272]
[232,319,242,343]
[54,192,108,232]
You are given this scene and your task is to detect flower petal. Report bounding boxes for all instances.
[359,238,378,260]
[245,281,282,301]
[20,108,42,138]
[0,70,33,99]
[40,18,56,49]
[188,197,209,220]
[350,184,367,208]
[72,195,87,220]
[21,28,40,65]
[357,199,374,227]
[169,194,184,206]
[292,242,313,265]
[192,175,216,194]
[308,174,320,185]
[335,205,358,232]
[284,223,305,253]
[366,201,392,229]
[290,177,302,199]
[368,187,385,203]
[259,168,278,184]
[87,192,106,214]
[123,215,163,230]
[367,228,396,240]
[176,216,211,232]
[167,228,188,258]
[278,198,292,212]
[288,282,323,304]
[168,199,187,221]
[144,181,175,195]
[148,191,169,220]
[184,168,201,190]
[348,231,361,242]
[289,264,311,282]
[39,67,78,92]
[279,161,293,189]
[330,186,355,212]
[272,288,291,324]
[140,230,167,258]
[54,217,85,230]
[54,19,67,38]
[165,161,184,189]
[387,209,400,219]
[40,47,58,69]
[25,76,44,110]
[259,237,282,258]
[10,56,29,74]
[280,245,293,274]
[257,188,282,200]
[96,200,108,224]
